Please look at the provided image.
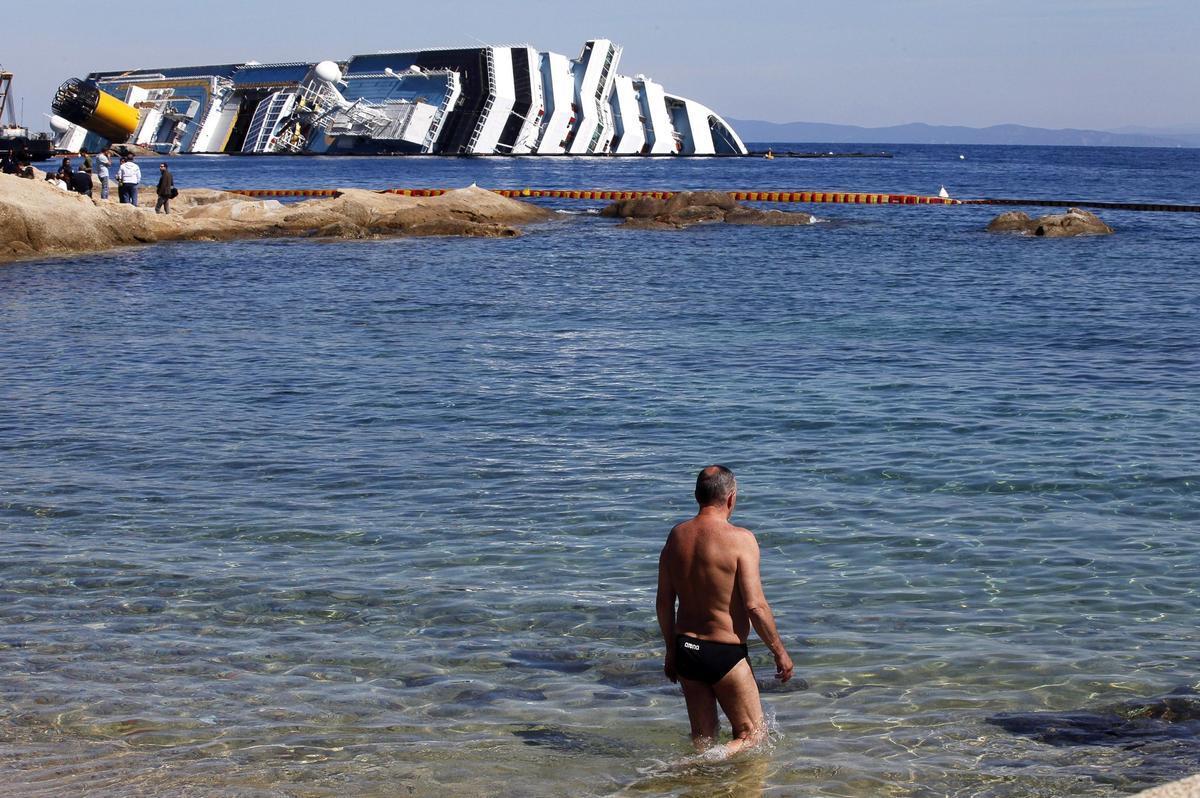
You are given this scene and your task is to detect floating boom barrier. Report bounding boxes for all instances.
[230,188,962,204]
[227,188,1200,213]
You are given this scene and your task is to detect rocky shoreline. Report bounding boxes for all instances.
[2,174,1121,265]
[0,174,553,264]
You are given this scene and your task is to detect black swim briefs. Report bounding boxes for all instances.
[674,634,750,685]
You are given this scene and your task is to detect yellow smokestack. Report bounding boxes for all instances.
[52,79,140,143]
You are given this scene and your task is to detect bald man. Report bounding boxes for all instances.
[656,465,794,754]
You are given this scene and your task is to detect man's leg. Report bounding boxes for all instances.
[712,659,766,755]
[678,677,719,751]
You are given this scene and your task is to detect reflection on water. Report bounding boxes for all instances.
[2,147,1199,796]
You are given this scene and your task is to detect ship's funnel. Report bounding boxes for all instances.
[51,78,139,143]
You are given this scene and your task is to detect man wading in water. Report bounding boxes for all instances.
[657,465,794,754]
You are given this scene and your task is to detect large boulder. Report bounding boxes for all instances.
[600,196,668,219]
[725,207,816,226]
[985,211,1035,233]
[601,190,814,229]
[663,190,736,215]
[986,207,1114,237]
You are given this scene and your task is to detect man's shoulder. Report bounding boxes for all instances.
[727,524,759,549]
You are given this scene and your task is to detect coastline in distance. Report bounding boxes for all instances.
[729,118,1200,148]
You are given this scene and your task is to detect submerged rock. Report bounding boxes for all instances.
[989,687,1200,746]
[989,687,1200,788]
[601,190,815,229]
[512,724,630,756]
[0,176,552,264]
[986,207,1114,236]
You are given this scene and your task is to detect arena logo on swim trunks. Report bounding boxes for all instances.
[684,642,700,650]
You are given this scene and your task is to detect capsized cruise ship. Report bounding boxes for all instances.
[51,40,747,156]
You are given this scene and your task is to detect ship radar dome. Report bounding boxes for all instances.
[316,61,343,83]
[49,114,72,133]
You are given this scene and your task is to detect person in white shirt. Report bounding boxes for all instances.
[95,149,112,200]
[117,154,142,206]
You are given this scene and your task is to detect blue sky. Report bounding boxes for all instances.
[4,0,1197,132]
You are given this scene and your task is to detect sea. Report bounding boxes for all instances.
[1,144,1198,798]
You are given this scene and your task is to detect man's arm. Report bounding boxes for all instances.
[655,540,677,683]
[736,532,794,682]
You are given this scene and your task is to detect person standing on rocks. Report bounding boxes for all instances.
[94,149,112,200]
[117,154,142,206]
[155,163,174,214]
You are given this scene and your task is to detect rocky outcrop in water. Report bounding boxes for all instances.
[0,175,553,264]
[601,190,816,229]
[989,687,1200,790]
[986,208,1114,236]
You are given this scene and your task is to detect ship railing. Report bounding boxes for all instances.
[295,82,331,113]
[332,98,390,132]
[420,74,459,153]
[465,48,497,152]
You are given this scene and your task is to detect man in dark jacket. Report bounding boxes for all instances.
[155,162,174,214]
[71,167,94,198]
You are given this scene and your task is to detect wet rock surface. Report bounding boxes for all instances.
[0,176,552,263]
[989,687,1200,789]
[512,724,630,756]
[601,190,816,229]
[986,207,1114,236]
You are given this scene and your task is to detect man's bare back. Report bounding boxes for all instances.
[656,465,794,754]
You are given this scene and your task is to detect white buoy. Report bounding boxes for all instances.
[938,185,950,199]
[959,154,966,160]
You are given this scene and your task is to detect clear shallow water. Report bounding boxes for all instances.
[1,145,1199,797]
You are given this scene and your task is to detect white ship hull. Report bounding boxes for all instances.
[52,41,748,157]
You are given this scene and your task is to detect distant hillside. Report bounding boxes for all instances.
[727,119,1200,148]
